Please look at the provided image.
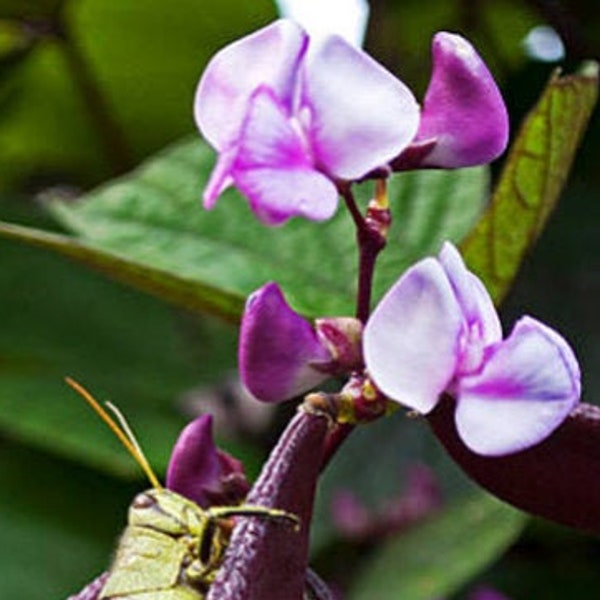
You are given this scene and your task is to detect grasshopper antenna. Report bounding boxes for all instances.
[65,377,163,490]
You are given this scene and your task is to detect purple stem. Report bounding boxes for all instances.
[338,184,386,325]
[207,408,331,600]
[322,184,390,473]
[321,422,355,472]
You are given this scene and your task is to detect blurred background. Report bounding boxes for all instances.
[0,1,598,598]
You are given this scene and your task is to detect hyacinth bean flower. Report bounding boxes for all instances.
[195,19,419,225]
[166,414,249,507]
[239,282,363,402]
[393,32,509,170]
[363,242,581,456]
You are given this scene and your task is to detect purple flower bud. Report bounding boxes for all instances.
[195,19,419,225]
[315,316,363,372]
[166,414,249,508]
[239,282,333,402]
[394,32,509,170]
[331,490,372,539]
[364,242,580,456]
[331,464,441,542]
[468,586,512,600]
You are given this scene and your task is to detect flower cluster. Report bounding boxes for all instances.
[238,243,580,456]
[195,19,508,225]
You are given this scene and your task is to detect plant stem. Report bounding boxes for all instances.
[320,422,354,471]
[53,11,134,175]
[322,182,391,472]
[339,182,388,324]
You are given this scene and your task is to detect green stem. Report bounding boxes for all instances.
[54,11,134,174]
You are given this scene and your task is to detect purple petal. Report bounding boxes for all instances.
[414,32,509,168]
[167,415,220,507]
[364,258,463,413]
[195,19,307,152]
[232,87,338,224]
[275,0,370,47]
[239,282,332,402]
[203,147,236,209]
[439,242,502,373]
[455,316,581,456]
[302,35,420,180]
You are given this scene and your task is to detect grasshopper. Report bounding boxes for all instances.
[66,378,299,600]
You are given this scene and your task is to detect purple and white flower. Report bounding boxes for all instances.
[364,242,581,456]
[195,19,419,225]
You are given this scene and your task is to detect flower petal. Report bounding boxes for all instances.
[195,19,307,151]
[439,242,502,374]
[166,415,248,508]
[302,35,420,180]
[455,316,581,456]
[414,32,509,168]
[232,87,338,224]
[364,258,463,413]
[203,147,236,209]
[239,282,333,402]
[274,0,370,47]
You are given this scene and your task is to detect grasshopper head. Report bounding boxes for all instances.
[128,488,206,536]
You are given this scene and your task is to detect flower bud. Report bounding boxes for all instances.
[166,414,249,508]
[393,32,509,170]
[239,282,334,402]
[315,316,363,373]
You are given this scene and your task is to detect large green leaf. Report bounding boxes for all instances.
[29,138,488,320]
[348,490,526,600]
[0,205,242,475]
[462,62,599,302]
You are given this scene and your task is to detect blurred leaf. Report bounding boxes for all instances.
[0,0,64,20]
[311,411,477,556]
[348,490,525,600]
[0,206,240,475]
[32,138,489,320]
[462,62,599,303]
[0,219,245,322]
[367,0,537,92]
[0,0,275,189]
[0,437,137,599]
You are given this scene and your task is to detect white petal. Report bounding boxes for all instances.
[195,20,307,151]
[302,35,419,180]
[455,316,581,456]
[439,242,502,345]
[364,258,463,413]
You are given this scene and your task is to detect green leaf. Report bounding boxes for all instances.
[33,137,488,320]
[0,213,241,475]
[348,490,526,600]
[462,62,599,303]
[0,219,245,322]
[0,437,137,599]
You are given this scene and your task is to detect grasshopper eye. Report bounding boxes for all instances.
[132,492,156,509]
